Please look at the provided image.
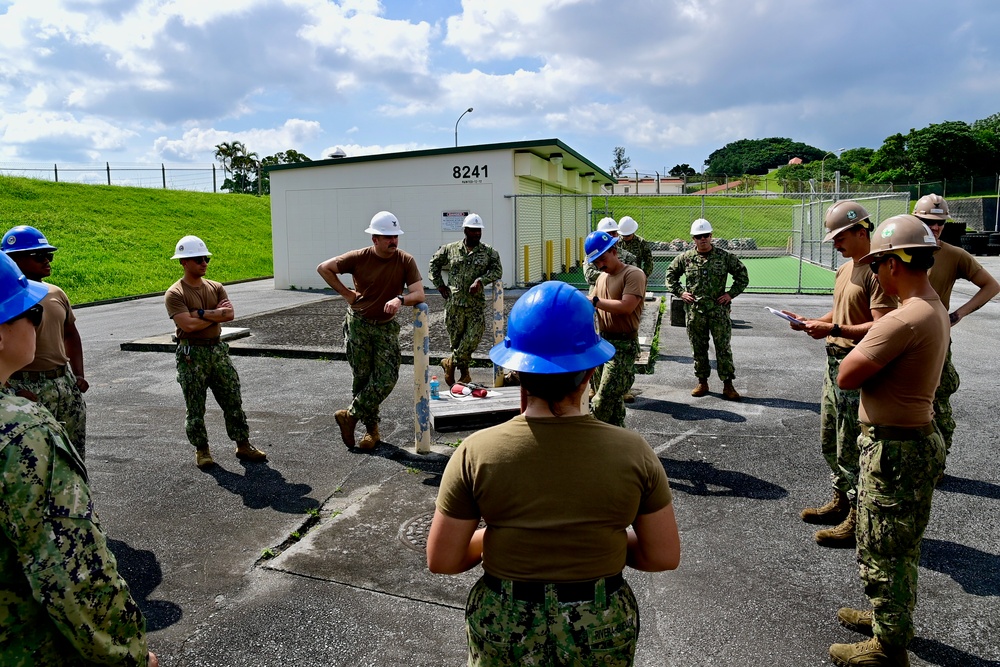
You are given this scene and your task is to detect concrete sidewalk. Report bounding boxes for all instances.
[76,270,1000,667]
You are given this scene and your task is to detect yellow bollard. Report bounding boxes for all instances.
[412,303,431,454]
[545,240,553,279]
[492,280,506,387]
[578,237,584,269]
[564,238,571,272]
[523,245,530,284]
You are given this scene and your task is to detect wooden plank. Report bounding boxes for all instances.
[430,386,522,432]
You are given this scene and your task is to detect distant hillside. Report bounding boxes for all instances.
[0,176,273,303]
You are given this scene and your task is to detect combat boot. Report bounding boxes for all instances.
[829,637,909,667]
[358,423,380,450]
[195,447,215,469]
[801,489,850,525]
[441,357,456,386]
[691,380,709,397]
[815,507,857,548]
[623,392,636,403]
[458,366,472,384]
[837,607,874,636]
[235,440,268,462]
[722,380,741,401]
[335,409,358,449]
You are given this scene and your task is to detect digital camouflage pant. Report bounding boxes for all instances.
[7,368,87,460]
[465,576,639,666]
[344,311,401,427]
[446,300,486,369]
[685,302,735,381]
[933,343,958,453]
[820,349,861,503]
[856,429,945,648]
[592,338,638,428]
[175,343,250,449]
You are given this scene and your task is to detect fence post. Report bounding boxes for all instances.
[492,281,505,387]
[212,165,217,193]
[106,162,111,186]
[412,303,431,454]
[54,164,58,183]
[162,164,167,189]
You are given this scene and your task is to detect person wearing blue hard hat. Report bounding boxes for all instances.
[584,217,638,287]
[0,253,159,666]
[585,230,647,427]
[2,224,89,459]
[427,280,680,666]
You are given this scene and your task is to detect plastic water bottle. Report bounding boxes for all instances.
[430,375,440,400]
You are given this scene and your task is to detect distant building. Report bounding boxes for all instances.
[788,157,803,165]
[604,175,686,195]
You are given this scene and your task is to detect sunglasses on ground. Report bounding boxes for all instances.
[7,304,43,327]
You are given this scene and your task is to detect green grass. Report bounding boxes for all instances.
[0,176,273,303]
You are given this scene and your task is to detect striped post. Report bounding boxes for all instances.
[412,303,431,454]
[492,280,505,387]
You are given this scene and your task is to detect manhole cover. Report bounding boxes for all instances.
[399,512,485,553]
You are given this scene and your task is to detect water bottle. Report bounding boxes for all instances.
[430,375,440,400]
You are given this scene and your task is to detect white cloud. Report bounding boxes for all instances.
[153,118,324,161]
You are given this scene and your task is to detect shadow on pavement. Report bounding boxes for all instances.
[107,539,183,632]
[631,397,747,423]
[739,395,821,414]
[204,462,320,514]
[920,538,1000,596]
[660,457,788,500]
[910,636,1000,667]
[936,473,1000,500]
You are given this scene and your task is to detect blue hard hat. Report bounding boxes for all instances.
[490,281,615,374]
[2,225,58,254]
[584,230,617,263]
[0,252,48,324]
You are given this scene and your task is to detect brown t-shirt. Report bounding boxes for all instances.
[335,247,422,323]
[928,241,985,310]
[165,279,228,340]
[828,261,896,349]
[24,283,74,371]
[595,264,646,335]
[436,414,672,582]
[854,296,949,427]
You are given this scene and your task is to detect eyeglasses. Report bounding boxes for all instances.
[25,251,54,262]
[693,233,711,240]
[869,256,891,273]
[7,304,43,327]
[189,256,210,264]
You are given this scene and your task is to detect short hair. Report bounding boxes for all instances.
[518,370,590,416]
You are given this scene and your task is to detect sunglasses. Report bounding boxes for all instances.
[7,303,43,327]
[24,251,54,262]
[693,233,711,240]
[188,256,210,264]
[869,256,891,273]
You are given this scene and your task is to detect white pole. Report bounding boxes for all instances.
[412,303,431,453]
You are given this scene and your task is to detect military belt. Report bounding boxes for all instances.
[602,332,639,342]
[11,364,68,380]
[826,345,851,358]
[861,423,936,441]
[483,572,624,603]
[348,309,396,326]
[176,337,220,347]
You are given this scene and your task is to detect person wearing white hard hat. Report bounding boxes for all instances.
[585,217,638,287]
[318,211,425,450]
[665,219,748,400]
[165,235,268,468]
[911,194,999,455]
[428,213,503,386]
[2,225,89,459]
[616,216,654,279]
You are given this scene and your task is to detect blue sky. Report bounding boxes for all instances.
[1,0,998,177]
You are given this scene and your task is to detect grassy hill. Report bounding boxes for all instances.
[0,176,273,303]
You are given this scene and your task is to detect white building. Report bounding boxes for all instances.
[604,175,686,195]
[266,139,614,290]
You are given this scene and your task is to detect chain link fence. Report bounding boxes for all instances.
[0,162,220,192]
[508,192,910,295]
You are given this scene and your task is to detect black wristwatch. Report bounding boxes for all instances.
[197,309,205,320]
[592,296,599,307]
[396,294,405,305]
[830,323,841,337]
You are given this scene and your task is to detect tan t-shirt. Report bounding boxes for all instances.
[24,283,74,371]
[165,279,228,340]
[828,261,896,349]
[928,241,985,310]
[595,264,646,336]
[854,296,949,427]
[335,247,422,323]
[436,414,672,582]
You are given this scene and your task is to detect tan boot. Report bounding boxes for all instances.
[358,423,380,450]
[691,380,709,397]
[829,637,909,667]
[235,440,268,462]
[441,357,455,386]
[722,380,741,401]
[623,392,636,403]
[458,366,472,384]
[195,447,215,469]
[334,409,358,449]
[815,508,857,548]
[801,489,850,525]
[837,607,874,636]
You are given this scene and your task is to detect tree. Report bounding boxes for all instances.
[214,141,261,194]
[907,121,988,181]
[258,150,312,195]
[669,163,696,178]
[705,138,826,176]
[610,146,631,179]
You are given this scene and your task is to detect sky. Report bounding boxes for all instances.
[1,0,998,179]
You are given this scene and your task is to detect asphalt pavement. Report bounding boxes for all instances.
[76,263,1000,667]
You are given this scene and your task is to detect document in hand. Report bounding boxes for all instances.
[766,307,805,325]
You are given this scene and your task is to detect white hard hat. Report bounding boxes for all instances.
[596,217,618,233]
[364,211,404,235]
[690,218,713,236]
[463,213,484,229]
[171,235,212,259]
[618,216,638,236]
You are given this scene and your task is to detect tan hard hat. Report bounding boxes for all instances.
[823,201,871,242]
[860,215,939,264]
[912,194,950,221]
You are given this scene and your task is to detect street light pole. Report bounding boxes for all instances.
[455,107,474,147]
[820,148,846,198]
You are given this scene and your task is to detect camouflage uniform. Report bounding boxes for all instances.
[175,342,250,449]
[344,312,402,427]
[933,345,958,453]
[617,235,654,278]
[465,576,640,666]
[429,241,503,369]
[585,247,636,287]
[665,246,749,381]
[591,338,639,427]
[6,368,86,460]
[0,395,148,665]
[820,350,861,501]
[856,427,945,647]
